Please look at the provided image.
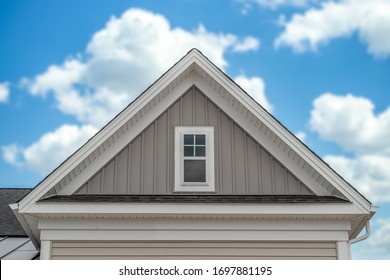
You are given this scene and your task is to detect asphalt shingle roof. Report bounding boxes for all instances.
[0,188,31,236]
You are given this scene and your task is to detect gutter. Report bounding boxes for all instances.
[347,220,371,259]
[349,220,371,245]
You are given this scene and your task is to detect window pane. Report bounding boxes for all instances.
[195,146,205,157]
[184,160,206,182]
[196,134,205,145]
[184,146,194,157]
[184,134,194,145]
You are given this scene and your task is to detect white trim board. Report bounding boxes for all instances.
[39,229,349,242]
[39,218,350,242]
[27,202,364,216]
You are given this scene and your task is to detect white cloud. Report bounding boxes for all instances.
[366,218,390,256]
[0,82,10,103]
[310,93,390,155]
[232,37,260,52]
[2,124,97,174]
[353,218,390,259]
[25,8,260,127]
[295,131,307,142]
[5,8,264,174]
[324,155,390,203]
[275,0,390,58]
[240,0,310,11]
[2,144,22,167]
[309,93,390,202]
[234,75,272,112]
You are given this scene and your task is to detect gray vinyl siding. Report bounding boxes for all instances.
[77,86,313,195]
[50,241,337,260]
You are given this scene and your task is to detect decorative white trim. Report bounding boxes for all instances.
[174,126,215,192]
[40,229,349,242]
[40,240,51,260]
[39,218,350,242]
[38,218,351,231]
[337,241,350,260]
[10,203,39,249]
[28,202,364,216]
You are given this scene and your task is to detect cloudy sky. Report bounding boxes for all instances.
[0,0,389,259]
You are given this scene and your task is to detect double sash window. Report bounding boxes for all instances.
[174,127,214,192]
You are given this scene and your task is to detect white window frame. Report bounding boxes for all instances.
[174,126,215,192]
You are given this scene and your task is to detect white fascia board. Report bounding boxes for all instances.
[38,218,351,242]
[191,52,372,213]
[370,205,379,215]
[40,228,349,242]
[9,203,40,249]
[38,218,351,231]
[18,52,198,213]
[27,202,364,216]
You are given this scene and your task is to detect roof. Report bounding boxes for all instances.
[0,236,39,260]
[0,188,39,260]
[13,48,376,244]
[0,188,30,236]
[39,195,350,204]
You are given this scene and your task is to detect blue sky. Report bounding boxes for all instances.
[0,0,389,259]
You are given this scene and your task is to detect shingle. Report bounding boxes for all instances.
[0,188,31,236]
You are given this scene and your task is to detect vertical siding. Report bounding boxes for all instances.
[220,113,234,194]
[247,138,260,194]
[260,150,273,194]
[116,148,128,194]
[156,114,168,193]
[51,241,337,260]
[76,86,314,195]
[130,137,142,194]
[208,101,220,193]
[143,125,154,193]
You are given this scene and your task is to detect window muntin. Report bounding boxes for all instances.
[184,134,205,157]
[175,127,215,192]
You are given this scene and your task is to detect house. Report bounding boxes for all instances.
[10,49,377,260]
[0,188,39,260]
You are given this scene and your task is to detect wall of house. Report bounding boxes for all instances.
[50,241,337,260]
[39,217,351,260]
[76,86,313,195]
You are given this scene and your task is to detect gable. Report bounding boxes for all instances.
[13,49,376,247]
[76,86,314,196]
[23,49,363,205]
[27,49,357,203]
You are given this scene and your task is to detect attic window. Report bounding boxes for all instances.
[175,127,215,192]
